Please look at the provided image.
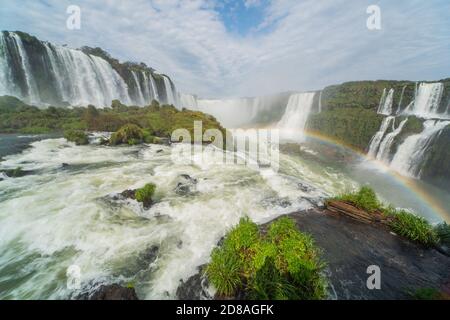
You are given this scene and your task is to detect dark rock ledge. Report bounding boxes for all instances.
[177,208,450,300]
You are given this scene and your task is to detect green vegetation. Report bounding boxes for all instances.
[306,107,383,150]
[433,222,450,247]
[420,124,450,190]
[110,124,144,145]
[0,97,226,145]
[334,186,381,213]
[387,210,438,247]
[409,288,447,300]
[206,217,326,300]
[135,183,156,204]
[64,130,89,145]
[320,80,415,112]
[332,186,439,247]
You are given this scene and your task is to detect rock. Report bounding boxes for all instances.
[140,245,159,264]
[62,163,69,168]
[176,266,211,300]
[78,284,138,300]
[156,149,163,153]
[175,174,198,196]
[120,189,136,200]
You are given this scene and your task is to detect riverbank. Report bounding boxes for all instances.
[177,207,450,300]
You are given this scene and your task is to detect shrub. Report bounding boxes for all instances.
[64,130,89,145]
[206,217,326,300]
[334,186,381,212]
[110,124,143,145]
[135,183,156,204]
[388,210,437,247]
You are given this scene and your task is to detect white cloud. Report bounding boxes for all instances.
[0,0,449,98]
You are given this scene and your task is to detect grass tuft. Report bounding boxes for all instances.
[135,183,156,204]
[206,217,326,300]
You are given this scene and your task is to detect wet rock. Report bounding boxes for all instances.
[156,149,163,153]
[78,284,138,300]
[1,167,33,178]
[176,266,211,300]
[297,182,314,193]
[175,174,198,196]
[120,189,136,200]
[262,208,450,300]
[61,163,69,168]
[140,245,159,264]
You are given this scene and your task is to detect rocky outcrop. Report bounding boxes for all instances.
[77,284,139,300]
[182,208,450,300]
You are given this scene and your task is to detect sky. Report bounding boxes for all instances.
[1,0,449,98]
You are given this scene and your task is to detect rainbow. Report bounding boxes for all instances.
[303,130,450,223]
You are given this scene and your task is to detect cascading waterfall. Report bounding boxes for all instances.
[277,92,316,142]
[10,33,40,104]
[0,31,180,108]
[368,116,395,157]
[377,88,394,115]
[131,71,146,106]
[318,91,323,113]
[163,76,176,105]
[390,120,450,177]
[403,83,445,118]
[396,86,407,114]
[376,117,408,162]
[180,93,198,109]
[369,81,449,179]
[195,93,291,128]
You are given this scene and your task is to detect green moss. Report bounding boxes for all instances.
[135,183,156,204]
[64,130,89,145]
[206,217,326,300]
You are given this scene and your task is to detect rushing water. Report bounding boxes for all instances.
[0,133,447,299]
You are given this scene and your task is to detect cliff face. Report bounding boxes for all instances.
[305,79,450,190]
[0,31,179,107]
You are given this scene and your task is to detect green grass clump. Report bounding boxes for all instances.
[433,222,450,247]
[110,124,144,145]
[388,210,437,247]
[135,183,156,204]
[410,288,446,300]
[334,186,381,213]
[206,217,326,300]
[332,186,440,247]
[64,129,89,145]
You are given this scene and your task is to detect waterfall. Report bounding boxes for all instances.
[277,92,316,142]
[403,82,445,118]
[148,73,159,101]
[131,71,145,106]
[376,117,408,162]
[368,116,395,157]
[163,76,176,105]
[0,33,14,97]
[318,91,323,113]
[377,88,394,115]
[180,93,198,109]
[396,86,407,114]
[390,120,450,178]
[10,33,40,104]
[0,31,180,108]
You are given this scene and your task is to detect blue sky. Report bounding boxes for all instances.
[1,0,449,98]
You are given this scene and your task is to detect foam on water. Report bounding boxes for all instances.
[0,137,355,299]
